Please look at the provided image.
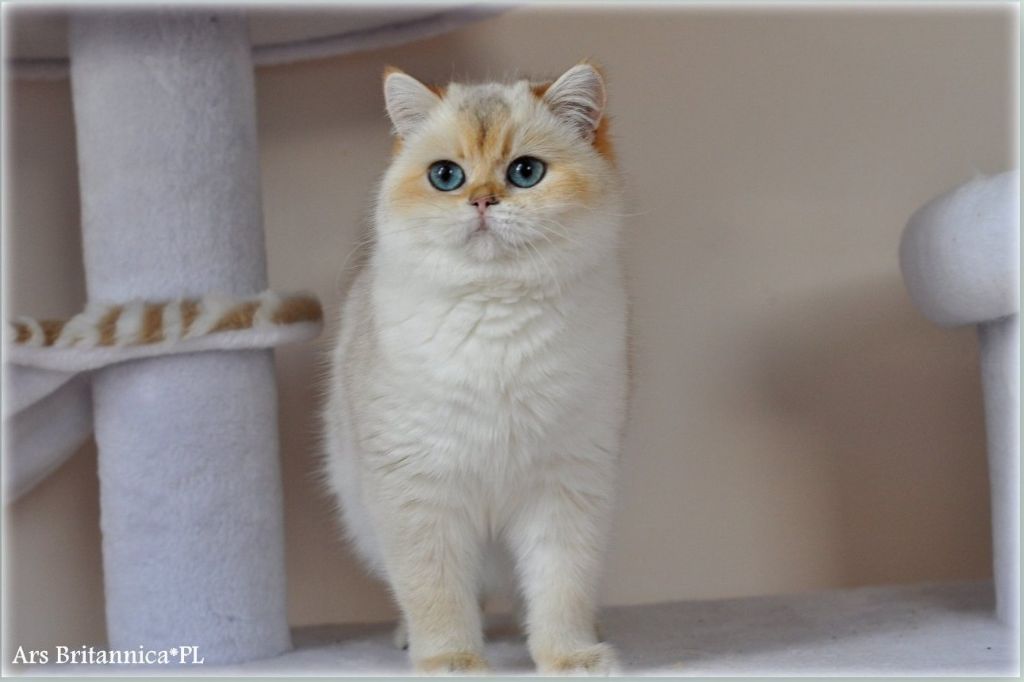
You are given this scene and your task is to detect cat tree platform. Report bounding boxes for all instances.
[26,581,1018,676]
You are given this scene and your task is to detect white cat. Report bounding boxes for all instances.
[322,62,628,675]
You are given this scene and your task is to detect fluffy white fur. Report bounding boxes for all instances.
[323,63,627,675]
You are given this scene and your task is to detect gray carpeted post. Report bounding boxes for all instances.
[69,10,292,663]
[978,315,1020,629]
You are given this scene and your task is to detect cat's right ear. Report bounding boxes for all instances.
[383,67,442,138]
[542,63,607,142]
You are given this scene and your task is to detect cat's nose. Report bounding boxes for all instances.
[470,195,500,215]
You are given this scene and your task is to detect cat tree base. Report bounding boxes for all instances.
[22,581,1018,676]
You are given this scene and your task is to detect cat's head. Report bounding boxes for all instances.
[374,63,622,288]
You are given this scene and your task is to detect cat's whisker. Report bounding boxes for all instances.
[522,239,564,298]
[334,229,376,292]
[521,240,546,289]
[521,222,561,253]
[531,200,656,219]
[523,217,587,249]
[531,219,581,245]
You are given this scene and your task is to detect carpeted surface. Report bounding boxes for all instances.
[23,581,1019,676]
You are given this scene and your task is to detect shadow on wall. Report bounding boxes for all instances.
[754,275,992,588]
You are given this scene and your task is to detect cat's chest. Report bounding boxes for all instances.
[381,294,569,385]
[370,294,584,466]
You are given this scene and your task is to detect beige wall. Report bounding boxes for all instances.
[5,6,1014,650]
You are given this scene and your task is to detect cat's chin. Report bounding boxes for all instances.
[463,229,505,262]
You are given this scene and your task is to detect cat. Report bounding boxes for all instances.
[322,62,628,675]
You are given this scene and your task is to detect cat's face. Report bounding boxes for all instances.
[375,64,622,287]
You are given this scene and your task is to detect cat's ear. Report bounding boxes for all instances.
[383,67,442,138]
[542,63,607,141]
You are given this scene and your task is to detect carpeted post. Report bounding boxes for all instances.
[69,10,292,663]
[978,315,1020,629]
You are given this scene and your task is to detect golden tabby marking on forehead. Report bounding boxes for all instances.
[462,94,510,142]
[457,102,514,166]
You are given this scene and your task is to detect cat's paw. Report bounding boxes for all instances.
[415,651,491,675]
[536,643,620,676]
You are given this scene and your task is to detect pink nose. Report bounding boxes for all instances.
[470,196,500,215]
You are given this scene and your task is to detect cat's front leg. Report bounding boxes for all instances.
[373,491,489,674]
[508,465,620,675]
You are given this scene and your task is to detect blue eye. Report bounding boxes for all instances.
[507,156,546,189]
[428,161,465,191]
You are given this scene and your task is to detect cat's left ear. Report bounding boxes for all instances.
[542,62,607,141]
[383,67,442,138]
